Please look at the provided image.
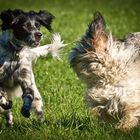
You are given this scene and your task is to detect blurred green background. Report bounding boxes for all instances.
[0,0,140,140]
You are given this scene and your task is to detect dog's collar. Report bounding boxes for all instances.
[8,41,23,52]
[8,36,25,52]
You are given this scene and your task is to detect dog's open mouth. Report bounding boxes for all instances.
[32,42,40,47]
[33,42,40,47]
[26,38,40,47]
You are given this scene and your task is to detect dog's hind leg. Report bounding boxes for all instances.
[31,73,43,124]
[32,94,43,125]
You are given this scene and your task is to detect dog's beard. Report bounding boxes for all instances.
[24,35,40,47]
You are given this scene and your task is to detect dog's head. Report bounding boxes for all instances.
[0,9,54,47]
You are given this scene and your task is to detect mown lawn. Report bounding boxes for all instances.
[0,0,140,140]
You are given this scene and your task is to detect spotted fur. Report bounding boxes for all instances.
[0,9,66,126]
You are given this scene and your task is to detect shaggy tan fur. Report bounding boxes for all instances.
[69,12,140,131]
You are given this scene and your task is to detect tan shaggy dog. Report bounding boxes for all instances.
[69,12,140,131]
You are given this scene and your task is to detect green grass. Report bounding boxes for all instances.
[0,0,140,139]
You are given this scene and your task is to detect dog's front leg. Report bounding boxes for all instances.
[20,72,34,118]
[14,67,43,121]
[14,67,34,118]
[19,70,43,123]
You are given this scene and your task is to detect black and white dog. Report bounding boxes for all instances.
[0,9,66,126]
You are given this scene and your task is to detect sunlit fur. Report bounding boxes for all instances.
[69,12,140,131]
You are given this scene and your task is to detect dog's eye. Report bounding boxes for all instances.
[0,95,2,99]
[35,22,40,29]
[24,22,34,31]
[26,23,32,30]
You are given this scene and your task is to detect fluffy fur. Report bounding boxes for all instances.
[69,12,140,131]
[0,9,66,126]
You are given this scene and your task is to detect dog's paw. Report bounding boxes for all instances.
[21,106,30,118]
[6,121,13,128]
[1,100,12,110]
[21,95,33,118]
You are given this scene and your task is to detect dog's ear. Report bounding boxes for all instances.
[0,9,24,31]
[85,11,107,52]
[36,11,55,31]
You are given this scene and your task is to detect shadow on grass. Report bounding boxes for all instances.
[1,114,140,140]
[43,113,140,140]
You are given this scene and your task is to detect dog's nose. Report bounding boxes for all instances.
[35,32,42,40]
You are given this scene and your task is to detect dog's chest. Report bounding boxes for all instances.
[0,45,21,81]
[1,42,23,63]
